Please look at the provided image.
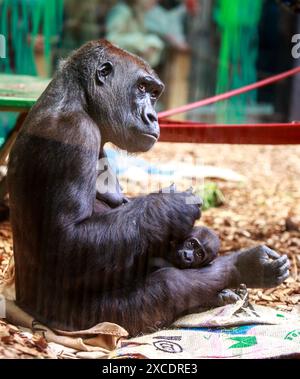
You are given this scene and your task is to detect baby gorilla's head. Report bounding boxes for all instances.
[173,226,220,269]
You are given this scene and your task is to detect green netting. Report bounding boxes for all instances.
[0,0,64,76]
[0,0,63,147]
[215,0,263,123]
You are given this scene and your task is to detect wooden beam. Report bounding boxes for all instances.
[159,120,300,144]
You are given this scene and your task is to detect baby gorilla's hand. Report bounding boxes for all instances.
[217,284,248,306]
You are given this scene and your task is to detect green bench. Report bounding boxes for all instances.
[0,74,50,112]
[0,74,49,211]
[0,74,50,164]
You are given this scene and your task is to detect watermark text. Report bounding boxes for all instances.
[0,34,6,58]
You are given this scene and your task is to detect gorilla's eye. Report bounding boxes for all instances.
[138,83,146,93]
[190,239,200,249]
[187,241,194,249]
[99,62,113,77]
[150,91,159,100]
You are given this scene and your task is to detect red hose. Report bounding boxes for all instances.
[158,66,300,119]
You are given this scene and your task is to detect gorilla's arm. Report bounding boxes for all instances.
[76,192,199,270]
[18,116,200,279]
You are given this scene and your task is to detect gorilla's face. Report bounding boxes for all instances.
[175,237,208,268]
[82,41,164,153]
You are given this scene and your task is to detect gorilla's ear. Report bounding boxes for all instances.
[96,62,113,85]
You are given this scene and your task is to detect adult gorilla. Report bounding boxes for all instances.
[7,40,290,336]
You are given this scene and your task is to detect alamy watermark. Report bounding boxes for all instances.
[0,294,5,318]
[0,34,6,59]
[96,152,205,205]
[292,34,300,58]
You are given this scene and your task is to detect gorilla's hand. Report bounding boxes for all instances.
[235,245,290,288]
[163,188,202,240]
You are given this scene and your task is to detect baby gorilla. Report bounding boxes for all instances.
[171,226,220,269]
[172,229,249,307]
[150,226,220,271]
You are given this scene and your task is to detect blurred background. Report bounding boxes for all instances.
[1,0,300,144]
[1,2,300,358]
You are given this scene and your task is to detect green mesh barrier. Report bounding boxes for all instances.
[0,0,64,76]
[215,0,262,123]
[0,0,64,147]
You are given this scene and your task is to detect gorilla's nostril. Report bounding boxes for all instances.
[183,251,193,262]
[147,113,157,123]
[142,108,158,125]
